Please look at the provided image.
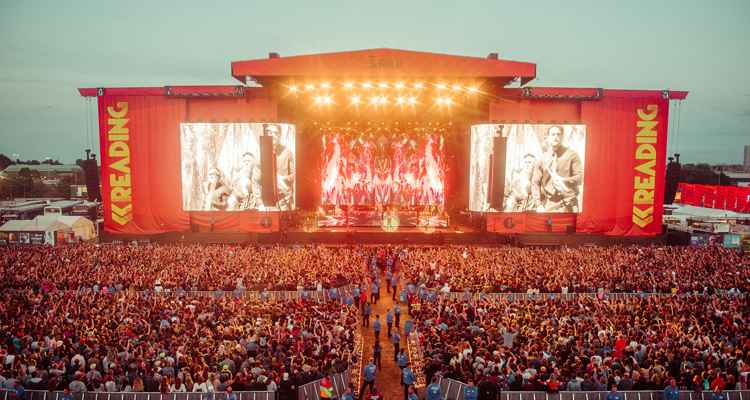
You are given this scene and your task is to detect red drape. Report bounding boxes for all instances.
[715,186,726,209]
[683,184,695,206]
[703,185,715,208]
[737,187,749,213]
[726,186,737,211]
[693,184,704,207]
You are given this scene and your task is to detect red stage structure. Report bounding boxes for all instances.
[79,48,688,242]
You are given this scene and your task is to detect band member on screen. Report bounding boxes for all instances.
[203,167,231,211]
[531,125,583,212]
[228,152,258,210]
[504,153,536,212]
[253,124,295,211]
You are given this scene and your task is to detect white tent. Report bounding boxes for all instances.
[55,216,96,240]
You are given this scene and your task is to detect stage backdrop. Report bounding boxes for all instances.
[486,98,669,236]
[99,96,280,234]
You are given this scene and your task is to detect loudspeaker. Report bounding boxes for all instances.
[259,134,279,207]
[83,159,101,202]
[663,161,681,205]
[566,225,575,234]
[191,224,199,233]
[487,133,508,210]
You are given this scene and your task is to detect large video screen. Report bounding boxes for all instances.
[470,124,586,213]
[321,133,444,205]
[181,123,296,211]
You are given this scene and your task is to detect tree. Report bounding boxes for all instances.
[680,163,721,186]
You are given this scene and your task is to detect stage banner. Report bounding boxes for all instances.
[726,186,737,211]
[690,234,708,247]
[693,184,704,207]
[578,98,669,236]
[486,212,526,233]
[704,185,715,208]
[682,184,694,207]
[715,185,726,209]
[98,96,278,234]
[737,187,749,213]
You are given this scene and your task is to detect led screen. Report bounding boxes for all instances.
[181,123,296,211]
[321,132,444,205]
[470,124,586,213]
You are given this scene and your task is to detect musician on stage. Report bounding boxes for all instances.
[531,125,583,213]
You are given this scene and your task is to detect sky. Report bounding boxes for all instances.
[0,0,748,166]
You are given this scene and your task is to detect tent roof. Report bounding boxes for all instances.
[0,220,31,232]
[669,204,749,218]
[57,216,94,228]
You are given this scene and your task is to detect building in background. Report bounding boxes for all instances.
[744,144,750,172]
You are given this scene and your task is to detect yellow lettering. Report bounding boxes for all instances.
[635,160,656,176]
[111,188,131,202]
[634,189,654,205]
[634,176,655,189]
[110,157,130,174]
[636,137,657,144]
[637,105,658,121]
[636,120,658,137]
[632,215,653,228]
[107,102,128,119]
[109,142,130,158]
[108,118,129,134]
[112,213,133,225]
[110,174,131,187]
[111,203,132,216]
[632,206,653,219]
[635,144,656,160]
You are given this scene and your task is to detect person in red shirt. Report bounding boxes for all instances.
[366,387,384,400]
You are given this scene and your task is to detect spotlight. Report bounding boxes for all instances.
[325,97,331,103]
[371,98,378,103]
[446,99,451,104]
[306,85,314,90]
[316,97,322,103]
[398,98,404,103]
[469,88,477,92]
[437,99,443,104]
[352,97,359,103]
[437,85,446,89]
[289,86,297,92]
[379,83,387,88]
[396,83,404,88]
[409,98,415,104]
[414,84,423,88]
[362,83,371,88]
[453,86,461,90]
[344,83,353,88]
[380,97,386,103]
[322,83,330,88]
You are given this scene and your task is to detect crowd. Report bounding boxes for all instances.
[1,243,749,398]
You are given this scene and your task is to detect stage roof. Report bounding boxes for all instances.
[231,48,537,87]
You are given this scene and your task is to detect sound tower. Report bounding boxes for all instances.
[259,132,279,207]
[663,155,681,205]
[487,134,508,210]
[83,154,101,202]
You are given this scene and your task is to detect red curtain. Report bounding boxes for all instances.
[703,185,715,208]
[737,187,749,213]
[486,213,576,233]
[726,186,737,211]
[715,186,726,209]
[693,184,704,207]
[683,184,694,206]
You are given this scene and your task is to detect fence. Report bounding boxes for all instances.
[296,370,351,399]
[435,377,750,400]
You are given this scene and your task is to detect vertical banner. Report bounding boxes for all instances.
[726,186,737,211]
[693,184,704,207]
[715,185,726,209]
[578,98,668,236]
[737,187,749,213]
[704,185,715,208]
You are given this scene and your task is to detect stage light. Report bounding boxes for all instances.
[306,85,314,90]
[414,84,423,88]
[437,99,443,104]
[396,83,404,88]
[437,85,446,89]
[362,83,371,88]
[398,98,404,103]
[352,97,359,103]
[380,97,386,103]
[344,83,353,88]
[316,97,322,103]
[325,97,331,103]
[409,98,415,103]
[453,86,461,90]
[289,86,296,91]
[379,83,387,88]
[469,87,477,92]
[446,99,451,104]
[322,83,330,88]
[371,98,378,103]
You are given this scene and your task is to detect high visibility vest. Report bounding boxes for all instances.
[320,378,333,398]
